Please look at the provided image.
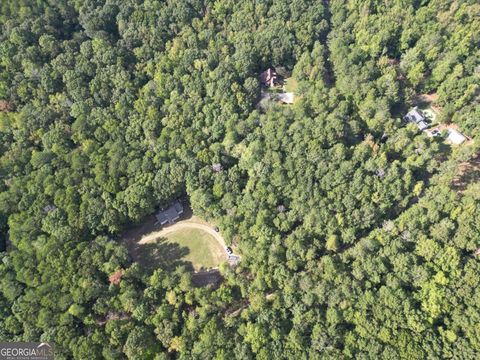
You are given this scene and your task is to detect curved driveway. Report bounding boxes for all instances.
[138,221,226,248]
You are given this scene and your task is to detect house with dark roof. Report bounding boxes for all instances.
[155,201,184,225]
[259,68,282,87]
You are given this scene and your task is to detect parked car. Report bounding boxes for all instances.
[225,246,233,255]
[214,226,219,232]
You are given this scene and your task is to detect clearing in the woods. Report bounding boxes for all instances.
[121,210,227,272]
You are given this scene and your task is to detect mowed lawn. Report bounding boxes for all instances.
[136,227,226,272]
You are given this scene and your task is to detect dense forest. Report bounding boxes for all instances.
[0,0,479,358]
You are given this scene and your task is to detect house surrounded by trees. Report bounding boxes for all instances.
[155,201,184,225]
[259,68,282,87]
[404,107,429,131]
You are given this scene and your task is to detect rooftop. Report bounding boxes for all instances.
[277,92,294,104]
[417,120,429,131]
[404,107,425,123]
[447,129,467,145]
[156,201,184,225]
[259,68,279,87]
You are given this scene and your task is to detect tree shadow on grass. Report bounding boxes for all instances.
[134,237,194,273]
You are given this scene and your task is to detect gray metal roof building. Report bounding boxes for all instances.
[447,129,467,145]
[404,107,430,131]
[404,107,425,123]
[155,201,184,225]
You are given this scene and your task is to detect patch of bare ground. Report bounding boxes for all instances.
[120,206,216,262]
[412,93,442,114]
[0,100,12,112]
[96,312,129,326]
[119,205,241,287]
[452,152,480,192]
[414,93,439,103]
[192,269,223,288]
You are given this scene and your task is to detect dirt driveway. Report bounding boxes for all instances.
[121,210,240,269]
[138,218,226,248]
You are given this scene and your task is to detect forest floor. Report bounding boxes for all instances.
[452,152,480,192]
[121,211,230,272]
[413,93,442,112]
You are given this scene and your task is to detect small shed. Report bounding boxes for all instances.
[212,163,223,172]
[447,129,466,145]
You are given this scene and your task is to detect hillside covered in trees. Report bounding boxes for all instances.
[0,0,479,358]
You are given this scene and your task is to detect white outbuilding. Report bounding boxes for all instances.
[446,129,466,145]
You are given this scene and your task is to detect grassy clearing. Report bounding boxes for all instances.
[136,227,226,272]
[284,77,298,92]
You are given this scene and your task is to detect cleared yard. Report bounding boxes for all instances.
[121,210,229,272]
[137,227,226,271]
